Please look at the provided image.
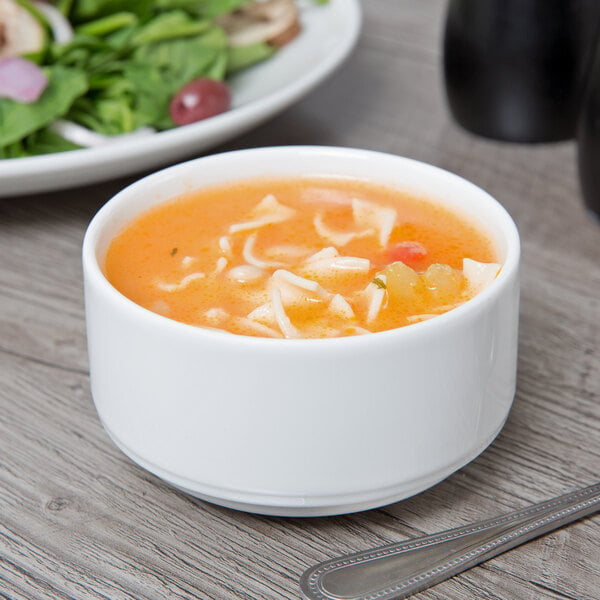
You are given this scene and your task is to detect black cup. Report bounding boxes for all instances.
[443,0,600,143]
[577,31,600,220]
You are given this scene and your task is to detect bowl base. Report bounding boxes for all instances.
[101,418,508,517]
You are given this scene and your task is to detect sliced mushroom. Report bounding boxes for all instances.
[217,0,300,48]
[0,0,46,59]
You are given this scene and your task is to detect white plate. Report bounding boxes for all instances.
[0,0,361,197]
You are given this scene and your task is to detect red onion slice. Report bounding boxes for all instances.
[0,57,48,103]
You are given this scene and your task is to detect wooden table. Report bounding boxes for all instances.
[2,1,599,598]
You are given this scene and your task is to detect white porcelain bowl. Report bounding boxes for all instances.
[82,146,520,516]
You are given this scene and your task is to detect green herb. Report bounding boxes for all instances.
[372,277,387,289]
[170,247,178,256]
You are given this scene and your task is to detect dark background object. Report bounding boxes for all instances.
[578,32,600,220]
[443,0,600,143]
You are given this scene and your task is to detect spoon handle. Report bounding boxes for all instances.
[300,482,600,600]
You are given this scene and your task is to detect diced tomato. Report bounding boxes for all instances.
[382,241,428,267]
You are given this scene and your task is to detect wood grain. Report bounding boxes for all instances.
[1,1,599,599]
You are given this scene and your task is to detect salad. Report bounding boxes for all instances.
[0,0,308,158]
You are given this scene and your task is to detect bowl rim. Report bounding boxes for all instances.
[82,145,521,349]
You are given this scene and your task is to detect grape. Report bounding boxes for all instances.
[169,78,231,126]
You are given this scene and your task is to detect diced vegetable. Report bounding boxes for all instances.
[382,261,422,304]
[422,263,463,300]
[384,241,427,267]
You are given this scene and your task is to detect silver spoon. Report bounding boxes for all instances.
[300,482,600,600]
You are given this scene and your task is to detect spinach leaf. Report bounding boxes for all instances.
[78,97,136,134]
[71,0,155,23]
[71,0,249,23]
[0,141,26,159]
[0,66,88,147]
[130,11,211,45]
[68,62,171,133]
[134,26,227,84]
[227,42,275,75]
[153,0,249,18]
[50,34,114,67]
[76,12,139,37]
[134,30,226,82]
[22,128,82,156]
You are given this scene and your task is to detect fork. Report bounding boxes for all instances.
[300,482,600,600]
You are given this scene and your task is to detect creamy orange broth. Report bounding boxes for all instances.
[104,178,498,338]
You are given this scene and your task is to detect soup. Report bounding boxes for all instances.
[104,177,500,338]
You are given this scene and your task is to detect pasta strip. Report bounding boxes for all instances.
[270,287,299,338]
[156,272,205,292]
[243,233,287,269]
